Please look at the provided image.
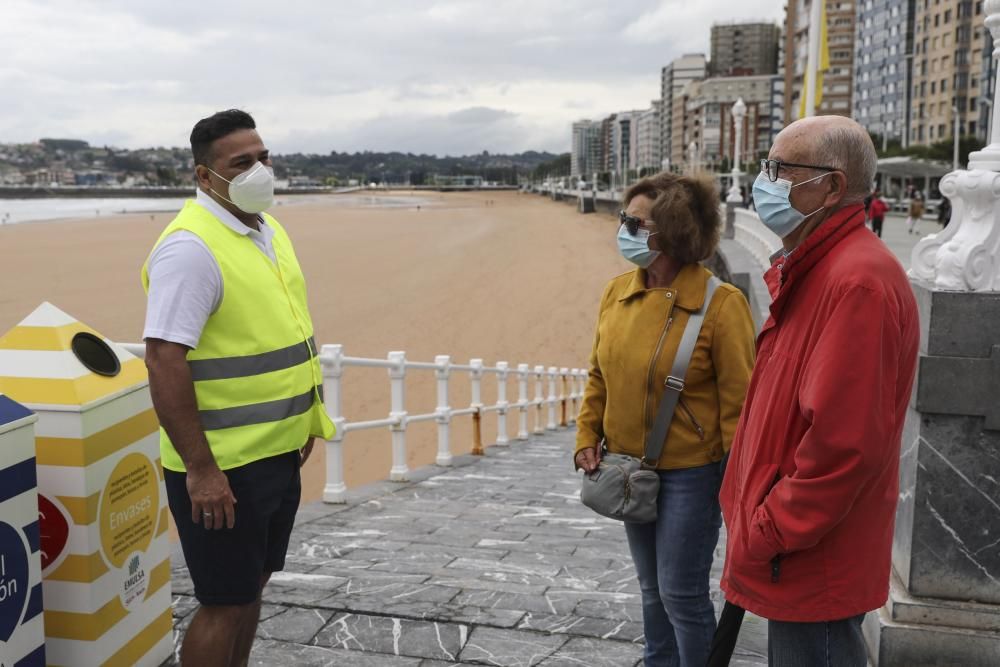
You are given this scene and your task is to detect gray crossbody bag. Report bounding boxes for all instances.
[580,277,722,523]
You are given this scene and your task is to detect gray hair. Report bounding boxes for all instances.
[814,125,877,205]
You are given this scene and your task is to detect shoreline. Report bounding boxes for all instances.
[0,191,437,226]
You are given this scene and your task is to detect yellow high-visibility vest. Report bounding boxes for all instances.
[141,200,334,471]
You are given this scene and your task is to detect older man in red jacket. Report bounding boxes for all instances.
[719,116,919,666]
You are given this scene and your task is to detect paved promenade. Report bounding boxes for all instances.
[878,212,939,270]
[169,430,768,666]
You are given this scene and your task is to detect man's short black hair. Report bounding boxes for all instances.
[190,109,256,167]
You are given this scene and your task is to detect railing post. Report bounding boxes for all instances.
[495,361,510,446]
[388,351,409,481]
[320,344,347,503]
[470,358,485,455]
[568,368,580,425]
[533,365,545,435]
[546,366,558,430]
[434,355,452,466]
[517,363,530,440]
[559,367,569,427]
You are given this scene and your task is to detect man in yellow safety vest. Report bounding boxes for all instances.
[142,109,334,666]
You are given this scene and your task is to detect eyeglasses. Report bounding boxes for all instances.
[619,210,657,236]
[759,158,838,183]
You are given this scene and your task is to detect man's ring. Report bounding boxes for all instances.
[203,511,213,517]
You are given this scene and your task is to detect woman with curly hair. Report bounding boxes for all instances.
[575,172,756,666]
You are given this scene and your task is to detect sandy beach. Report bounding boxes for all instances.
[0,190,629,502]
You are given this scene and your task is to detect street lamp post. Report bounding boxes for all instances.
[953,105,961,170]
[982,98,994,144]
[727,98,747,204]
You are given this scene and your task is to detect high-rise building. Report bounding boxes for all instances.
[570,120,603,178]
[770,29,787,144]
[678,75,783,171]
[661,54,708,170]
[710,22,781,76]
[600,114,616,172]
[853,0,917,147]
[635,102,663,172]
[671,82,701,170]
[783,0,857,122]
[909,0,987,146]
[611,111,644,175]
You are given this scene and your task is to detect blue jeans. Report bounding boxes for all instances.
[768,614,867,667]
[624,463,722,667]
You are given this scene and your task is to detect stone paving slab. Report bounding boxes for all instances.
[168,431,768,665]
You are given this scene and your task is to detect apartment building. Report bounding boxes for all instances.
[661,54,709,170]
[909,0,987,145]
[711,22,781,76]
[570,120,603,178]
[854,0,917,146]
[676,75,783,171]
[634,103,663,172]
[784,0,858,122]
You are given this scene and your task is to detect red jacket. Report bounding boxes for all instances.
[869,197,889,219]
[719,204,919,622]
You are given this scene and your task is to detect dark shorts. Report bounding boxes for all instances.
[165,450,301,606]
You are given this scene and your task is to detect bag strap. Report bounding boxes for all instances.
[642,276,722,466]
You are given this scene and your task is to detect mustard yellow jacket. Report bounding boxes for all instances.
[576,264,756,469]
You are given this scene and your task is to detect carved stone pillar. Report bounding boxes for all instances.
[866,3,1000,663]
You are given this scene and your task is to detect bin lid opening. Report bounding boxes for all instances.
[71,332,121,377]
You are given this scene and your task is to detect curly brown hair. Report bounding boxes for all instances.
[623,172,721,265]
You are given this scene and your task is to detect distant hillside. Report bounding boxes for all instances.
[0,139,562,187]
[277,150,561,185]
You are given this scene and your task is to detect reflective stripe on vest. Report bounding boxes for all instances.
[141,200,335,471]
[188,337,318,382]
[199,384,320,431]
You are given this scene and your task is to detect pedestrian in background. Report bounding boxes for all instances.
[937,196,952,228]
[906,189,924,234]
[868,189,889,238]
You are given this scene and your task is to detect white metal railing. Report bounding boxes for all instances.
[733,207,781,267]
[318,345,586,503]
[119,342,588,504]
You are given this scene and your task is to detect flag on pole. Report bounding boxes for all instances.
[800,0,830,118]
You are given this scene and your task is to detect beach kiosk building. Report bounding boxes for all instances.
[0,304,171,667]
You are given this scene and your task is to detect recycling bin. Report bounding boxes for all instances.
[0,394,44,666]
[0,303,171,667]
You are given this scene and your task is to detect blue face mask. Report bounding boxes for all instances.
[617,223,661,268]
[752,171,828,238]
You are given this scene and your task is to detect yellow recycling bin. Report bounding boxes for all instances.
[0,303,172,667]
[0,394,45,666]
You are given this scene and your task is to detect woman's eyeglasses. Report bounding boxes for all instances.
[619,210,657,236]
[759,158,837,183]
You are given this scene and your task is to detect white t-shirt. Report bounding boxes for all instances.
[142,189,277,349]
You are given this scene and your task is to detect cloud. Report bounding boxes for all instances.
[269,106,544,156]
[0,0,786,155]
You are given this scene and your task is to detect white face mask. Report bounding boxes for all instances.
[207,162,275,214]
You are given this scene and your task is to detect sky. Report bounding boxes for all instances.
[0,0,785,156]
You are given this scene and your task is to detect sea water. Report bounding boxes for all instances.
[0,194,430,225]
